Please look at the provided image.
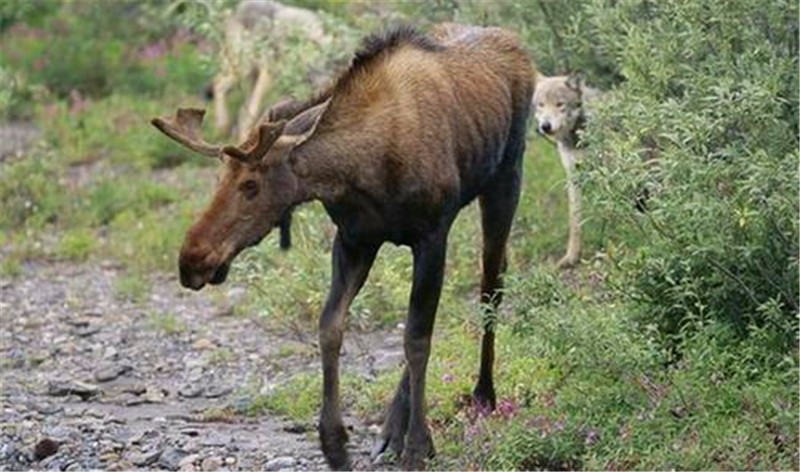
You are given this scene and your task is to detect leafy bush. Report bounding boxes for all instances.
[0,151,65,230]
[568,0,799,354]
[1,1,211,102]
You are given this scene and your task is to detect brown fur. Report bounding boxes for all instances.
[153,23,535,469]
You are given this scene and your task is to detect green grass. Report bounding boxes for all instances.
[57,227,95,261]
[114,272,150,303]
[146,311,185,335]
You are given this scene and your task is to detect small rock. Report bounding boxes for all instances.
[94,364,131,383]
[99,451,120,463]
[203,386,232,399]
[47,379,100,400]
[192,338,216,350]
[224,456,236,465]
[199,433,228,448]
[265,456,296,471]
[63,317,90,328]
[282,423,308,434]
[27,401,63,415]
[73,325,101,337]
[178,385,205,398]
[143,386,167,403]
[121,383,147,396]
[201,456,223,471]
[33,438,59,461]
[103,346,119,360]
[128,449,161,467]
[372,349,405,372]
[108,460,134,471]
[178,453,201,468]
[159,447,188,471]
[179,428,201,437]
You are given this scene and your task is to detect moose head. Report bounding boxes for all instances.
[151,104,325,290]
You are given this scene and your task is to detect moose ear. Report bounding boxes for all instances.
[566,73,584,92]
[281,100,330,149]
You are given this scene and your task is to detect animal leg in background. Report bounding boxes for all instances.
[278,209,292,250]
[237,66,273,143]
[213,68,237,136]
[318,233,378,470]
[557,142,582,268]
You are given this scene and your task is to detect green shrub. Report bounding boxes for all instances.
[38,94,204,169]
[57,228,95,261]
[0,151,65,230]
[1,2,211,101]
[569,0,798,354]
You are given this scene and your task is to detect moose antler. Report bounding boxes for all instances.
[222,121,286,162]
[151,108,286,163]
[151,108,222,157]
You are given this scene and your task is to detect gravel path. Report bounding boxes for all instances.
[0,261,405,471]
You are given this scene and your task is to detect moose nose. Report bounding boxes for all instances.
[178,240,217,290]
[540,122,553,135]
[179,259,207,290]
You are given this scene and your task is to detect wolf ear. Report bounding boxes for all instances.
[566,73,584,92]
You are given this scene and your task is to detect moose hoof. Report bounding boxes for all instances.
[472,383,497,412]
[401,432,436,471]
[320,423,351,470]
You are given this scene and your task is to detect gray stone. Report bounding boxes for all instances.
[94,364,131,383]
[128,449,161,467]
[178,385,204,398]
[47,380,100,400]
[201,456,223,471]
[265,456,296,471]
[159,447,188,471]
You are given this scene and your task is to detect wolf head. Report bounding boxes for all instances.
[532,74,589,141]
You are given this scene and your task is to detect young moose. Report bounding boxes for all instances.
[152,24,535,470]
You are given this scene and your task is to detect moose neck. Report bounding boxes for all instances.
[288,127,357,206]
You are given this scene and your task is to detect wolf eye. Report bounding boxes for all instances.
[239,180,259,200]
[556,102,565,108]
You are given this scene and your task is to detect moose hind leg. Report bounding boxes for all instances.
[318,234,377,470]
[473,145,523,411]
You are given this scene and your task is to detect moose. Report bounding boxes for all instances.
[152,23,535,470]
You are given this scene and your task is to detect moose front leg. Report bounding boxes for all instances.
[375,232,447,469]
[318,234,378,470]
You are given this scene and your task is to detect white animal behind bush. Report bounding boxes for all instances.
[532,74,600,268]
[214,0,329,142]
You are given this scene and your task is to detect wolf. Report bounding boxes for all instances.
[532,74,600,268]
[212,0,329,142]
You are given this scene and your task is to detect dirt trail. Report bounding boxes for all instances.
[0,261,405,471]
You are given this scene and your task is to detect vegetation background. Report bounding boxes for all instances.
[1,0,797,469]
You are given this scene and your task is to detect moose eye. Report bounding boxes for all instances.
[239,180,259,200]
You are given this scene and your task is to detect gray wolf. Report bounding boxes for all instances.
[533,74,600,268]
